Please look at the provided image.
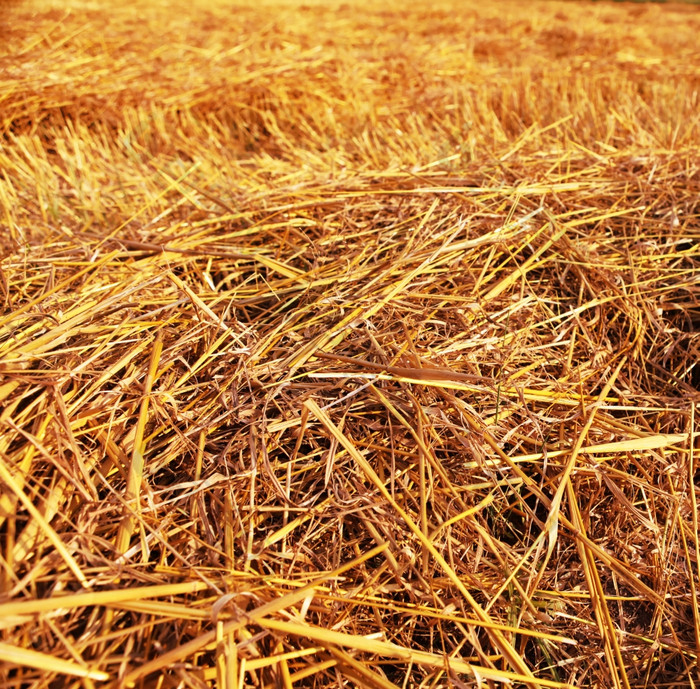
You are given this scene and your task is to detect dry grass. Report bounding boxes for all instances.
[1,0,700,686]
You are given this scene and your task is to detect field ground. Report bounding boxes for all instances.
[1,0,700,686]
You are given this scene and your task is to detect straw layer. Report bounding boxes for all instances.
[1,0,700,686]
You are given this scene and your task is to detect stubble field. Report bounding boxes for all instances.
[1,0,700,686]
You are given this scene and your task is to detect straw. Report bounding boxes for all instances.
[1,0,700,685]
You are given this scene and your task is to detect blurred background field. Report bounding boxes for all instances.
[1,0,700,687]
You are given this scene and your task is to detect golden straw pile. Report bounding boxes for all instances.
[1,0,700,686]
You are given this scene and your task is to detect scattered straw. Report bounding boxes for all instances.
[1,0,700,686]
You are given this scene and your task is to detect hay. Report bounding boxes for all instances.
[1,0,700,686]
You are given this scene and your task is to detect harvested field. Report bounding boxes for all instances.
[1,0,700,686]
